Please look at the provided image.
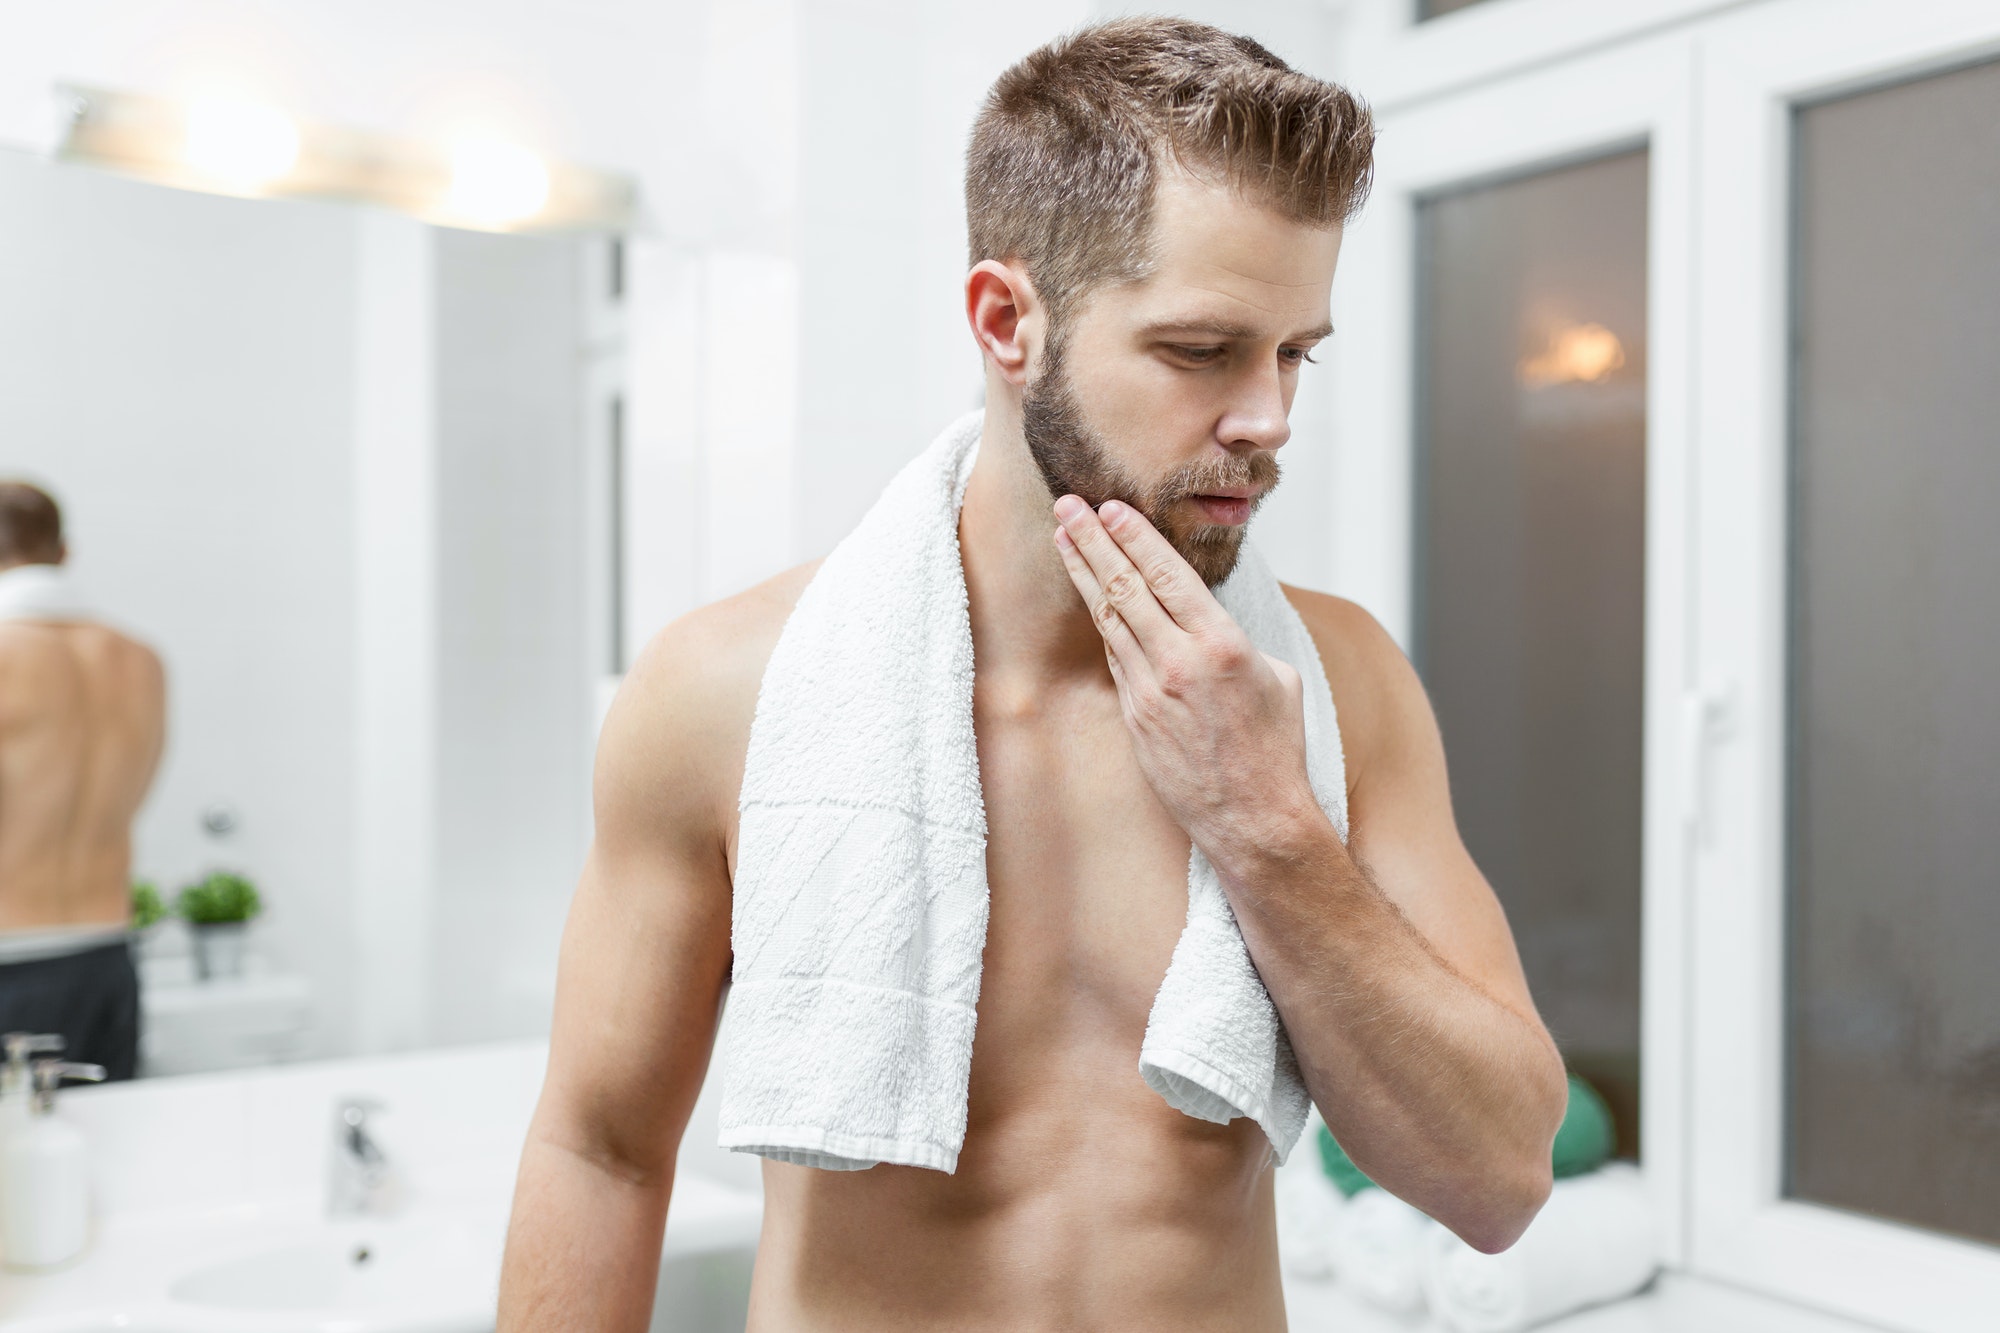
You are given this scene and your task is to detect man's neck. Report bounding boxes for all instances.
[958,394,1114,708]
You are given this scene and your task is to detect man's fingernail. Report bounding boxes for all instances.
[1054,495,1086,521]
[1100,500,1126,524]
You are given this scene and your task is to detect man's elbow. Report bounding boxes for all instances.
[1457,1161,1554,1255]
[1456,1057,1566,1254]
[525,1100,679,1195]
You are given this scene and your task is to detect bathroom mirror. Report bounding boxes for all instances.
[0,147,624,1077]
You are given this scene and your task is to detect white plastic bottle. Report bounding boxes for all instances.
[1,1060,104,1270]
[0,1032,67,1264]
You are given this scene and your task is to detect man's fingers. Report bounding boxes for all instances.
[1094,499,1227,634]
[1054,525,1155,689]
[1053,496,1179,655]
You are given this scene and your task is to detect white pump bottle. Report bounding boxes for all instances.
[1,1058,105,1270]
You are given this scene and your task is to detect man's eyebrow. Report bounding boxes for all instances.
[1138,317,1335,342]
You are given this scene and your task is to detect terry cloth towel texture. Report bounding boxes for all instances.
[717,408,1349,1173]
[0,564,92,622]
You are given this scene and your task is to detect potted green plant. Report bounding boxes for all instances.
[130,880,167,933]
[175,872,262,981]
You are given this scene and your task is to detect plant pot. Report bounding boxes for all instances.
[191,922,249,981]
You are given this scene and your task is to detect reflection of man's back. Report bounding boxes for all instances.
[0,619,164,926]
[0,481,165,1081]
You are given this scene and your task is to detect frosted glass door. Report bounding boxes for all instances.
[1413,149,1649,1157]
[1783,55,2000,1248]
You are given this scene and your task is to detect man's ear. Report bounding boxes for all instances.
[965,260,1041,388]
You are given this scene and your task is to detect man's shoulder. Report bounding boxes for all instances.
[1277,584,1400,684]
[598,557,826,804]
[0,620,163,698]
[628,556,824,704]
[1277,584,1422,791]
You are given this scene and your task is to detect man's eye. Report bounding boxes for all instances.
[1281,347,1320,366]
[1169,345,1225,364]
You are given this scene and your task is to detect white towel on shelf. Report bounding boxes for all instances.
[1276,1110,1349,1279]
[717,408,1349,1173]
[1421,1161,1660,1333]
[0,564,91,622]
[1330,1186,1440,1316]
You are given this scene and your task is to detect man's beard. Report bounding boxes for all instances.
[1021,331,1280,589]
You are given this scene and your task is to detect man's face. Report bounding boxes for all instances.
[1021,168,1343,588]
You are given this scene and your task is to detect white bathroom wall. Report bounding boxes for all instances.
[0,151,362,1059]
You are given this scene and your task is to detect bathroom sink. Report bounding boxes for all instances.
[165,1217,499,1322]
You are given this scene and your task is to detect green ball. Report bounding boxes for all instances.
[1316,1120,1377,1198]
[1552,1073,1616,1179]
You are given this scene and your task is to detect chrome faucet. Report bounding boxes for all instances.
[327,1097,397,1217]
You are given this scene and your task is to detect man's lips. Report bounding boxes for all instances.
[1190,492,1256,525]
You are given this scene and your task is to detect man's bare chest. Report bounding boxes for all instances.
[970,688,1194,1043]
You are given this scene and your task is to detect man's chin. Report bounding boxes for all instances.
[1171,524,1248,590]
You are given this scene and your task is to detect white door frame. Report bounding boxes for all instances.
[1336,0,1746,113]
[1687,1,2000,1326]
[1327,27,1699,1270]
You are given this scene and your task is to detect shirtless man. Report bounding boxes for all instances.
[500,19,1567,1330]
[0,482,165,1081]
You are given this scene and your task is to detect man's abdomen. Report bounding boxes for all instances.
[744,1035,1287,1332]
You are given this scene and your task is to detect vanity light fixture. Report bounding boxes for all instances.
[181,98,301,192]
[51,83,635,234]
[447,139,553,227]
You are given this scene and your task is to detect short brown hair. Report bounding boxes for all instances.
[0,482,63,565]
[966,17,1375,326]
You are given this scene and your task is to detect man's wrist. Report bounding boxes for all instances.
[1204,780,1344,895]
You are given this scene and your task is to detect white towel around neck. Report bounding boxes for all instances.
[0,564,92,623]
[717,409,1348,1173]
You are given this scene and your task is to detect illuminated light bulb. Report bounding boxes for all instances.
[183,99,300,191]
[1517,322,1627,388]
[447,140,551,226]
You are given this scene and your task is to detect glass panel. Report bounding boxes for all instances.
[1418,0,1492,19]
[1414,150,1649,1158]
[1785,57,2000,1247]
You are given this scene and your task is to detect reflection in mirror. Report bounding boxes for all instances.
[0,148,618,1077]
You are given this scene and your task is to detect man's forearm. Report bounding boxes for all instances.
[497,1129,673,1331]
[1212,807,1566,1253]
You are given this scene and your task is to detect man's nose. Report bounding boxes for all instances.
[1218,363,1292,453]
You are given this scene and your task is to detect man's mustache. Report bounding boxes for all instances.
[1156,455,1282,506]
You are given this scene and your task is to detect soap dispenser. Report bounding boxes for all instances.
[0,1034,65,1126]
[1,1058,104,1270]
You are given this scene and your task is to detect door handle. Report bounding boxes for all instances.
[1680,681,1738,847]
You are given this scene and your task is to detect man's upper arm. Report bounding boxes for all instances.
[531,609,746,1181]
[1284,587,1547,1033]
